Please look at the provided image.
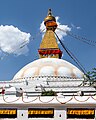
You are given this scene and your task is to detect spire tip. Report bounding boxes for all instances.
[48,8,52,16]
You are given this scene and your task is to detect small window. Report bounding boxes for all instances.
[0,108,17,118]
[28,108,54,118]
[67,108,95,119]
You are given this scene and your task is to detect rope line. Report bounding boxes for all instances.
[54,31,86,74]
[57,27,96,46]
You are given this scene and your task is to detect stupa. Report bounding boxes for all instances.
[0,9,95,120]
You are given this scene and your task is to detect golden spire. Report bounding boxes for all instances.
[44,9,57,31]
[38,9,62,59]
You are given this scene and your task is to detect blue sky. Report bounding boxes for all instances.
[0,0,96,80]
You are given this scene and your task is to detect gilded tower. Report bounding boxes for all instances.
[38,9,62,59]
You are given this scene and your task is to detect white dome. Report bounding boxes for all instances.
[13,58,84,79]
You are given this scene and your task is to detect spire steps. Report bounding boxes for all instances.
[38,9,62,59]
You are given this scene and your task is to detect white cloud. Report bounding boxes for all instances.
[0,25,31,56]
[76,26,81,29]
[40,16,71,40]
[55,16,71,40]
[40,21,46,33]
[71,23,81,30]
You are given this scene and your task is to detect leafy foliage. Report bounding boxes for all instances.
[41,90,56,96]
[87,68,96,80]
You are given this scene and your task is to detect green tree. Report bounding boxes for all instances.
[41,90,56,96]
[87,68,96,80]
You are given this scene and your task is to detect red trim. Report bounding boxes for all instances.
[0,88,5,94]
[46,21,57,27]
[38,49,62,55]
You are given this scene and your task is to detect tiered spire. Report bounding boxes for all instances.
[38,9,62,58]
